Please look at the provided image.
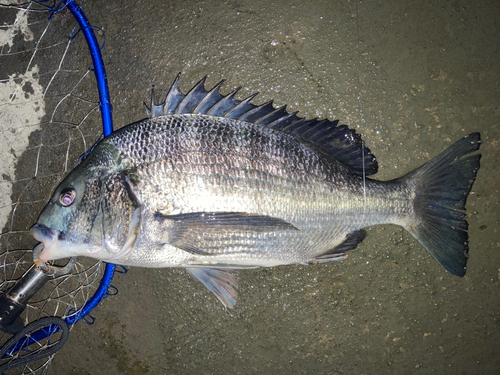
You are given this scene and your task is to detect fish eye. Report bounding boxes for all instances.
[59,187,76,207]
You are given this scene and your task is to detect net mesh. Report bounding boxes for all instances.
[0,1,108,373]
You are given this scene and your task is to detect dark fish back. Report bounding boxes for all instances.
[144,75,378,176]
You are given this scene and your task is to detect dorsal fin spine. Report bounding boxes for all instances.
[164,73,184,115]
[176,76,208,114]
[146,74,379,176]
[207,87,241,116]
[225,93,259,119]
[237,100,275,123]
[193,79,226,114]
[254,105,288,127]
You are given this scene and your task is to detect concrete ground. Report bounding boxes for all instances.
[1,0,499,374]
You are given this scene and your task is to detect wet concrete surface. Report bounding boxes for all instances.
[2,0,499,374]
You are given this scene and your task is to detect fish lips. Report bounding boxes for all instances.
[30,224,59,251]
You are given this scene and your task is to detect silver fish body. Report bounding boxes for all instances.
[53,114,409,267]
[30,77,481,307]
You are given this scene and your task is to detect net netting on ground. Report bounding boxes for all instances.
[0,1,116,373]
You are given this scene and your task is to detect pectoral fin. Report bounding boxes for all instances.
[185,267,238,308]
[157,212,297,255]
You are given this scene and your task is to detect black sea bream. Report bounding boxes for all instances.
[30,76,481,307]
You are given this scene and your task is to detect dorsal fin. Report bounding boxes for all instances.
[145,75,378,176]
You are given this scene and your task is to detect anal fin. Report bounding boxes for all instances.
[304,252,348,265]
[304,230,366,265]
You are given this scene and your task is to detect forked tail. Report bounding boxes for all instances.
[403,133,481,276]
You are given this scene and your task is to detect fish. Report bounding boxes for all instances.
[30,75,482,308]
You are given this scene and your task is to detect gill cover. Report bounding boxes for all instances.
[99,172,142,261]
[32,141,141,262]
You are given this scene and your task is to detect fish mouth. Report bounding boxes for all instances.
[30,224,60,262]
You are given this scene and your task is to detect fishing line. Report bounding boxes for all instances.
[362,140,367,215]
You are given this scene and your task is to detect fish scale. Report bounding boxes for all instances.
[79,114,414,265]
[30,76,481,308]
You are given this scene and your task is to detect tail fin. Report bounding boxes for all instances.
[404,133,481,276]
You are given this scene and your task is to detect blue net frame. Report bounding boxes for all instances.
[55,0,116,325]
[47,0,117,323]
[2,0,118,355]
